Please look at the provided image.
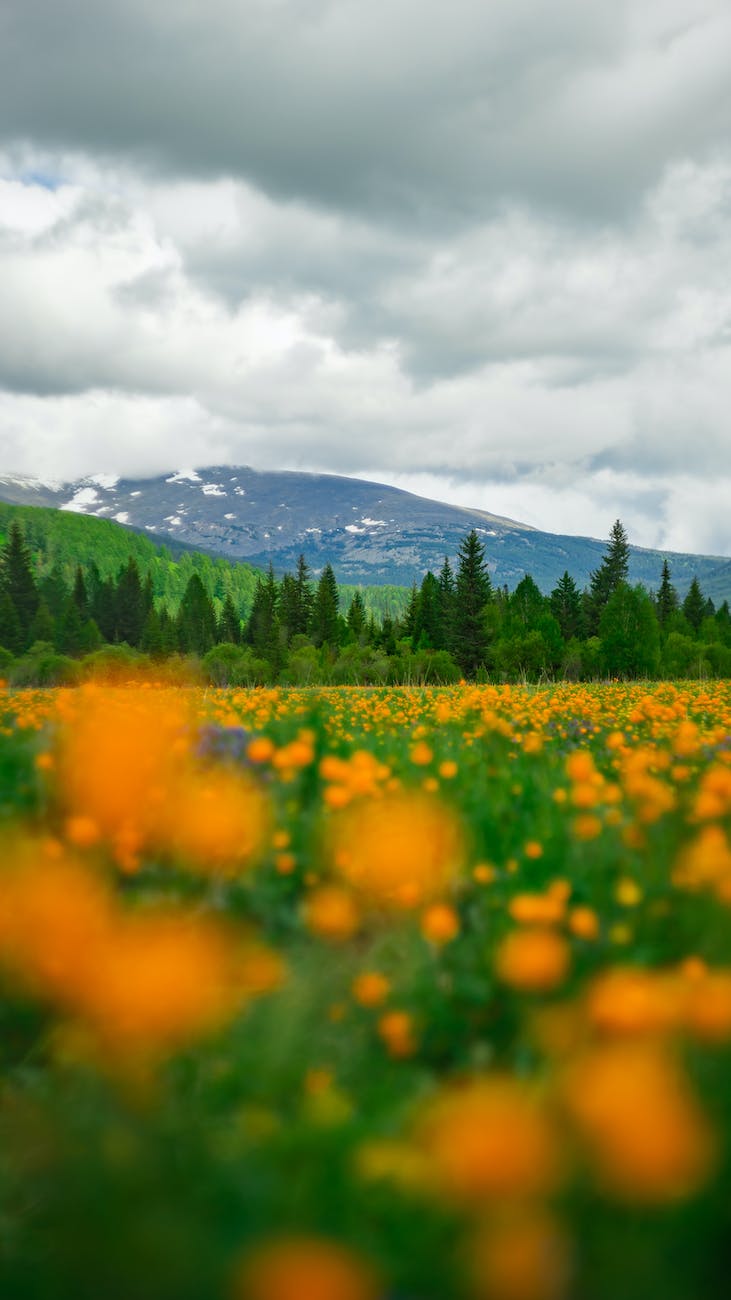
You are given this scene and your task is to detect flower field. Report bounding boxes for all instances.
[2,680,731,1299]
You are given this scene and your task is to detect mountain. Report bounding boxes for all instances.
[0,502,410,623]
[1,466,729,600]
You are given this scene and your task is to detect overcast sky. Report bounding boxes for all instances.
[1,0,731,553]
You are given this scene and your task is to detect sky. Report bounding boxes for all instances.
[1,0,731,554]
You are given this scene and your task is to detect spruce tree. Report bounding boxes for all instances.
[437,557,456,653]
[72,566,89,617]
[550,571,583,640]
[0,590,23,654]
[683,577,706,632]
[414,571,442,649]
[454,530,492,676]
[245,567,282,667]
[346,590,367,644]
[177,573,217,654]
[279,574,300,645]
[115,558,145,646]
[404,583,420,641]
[310,564,340,648]
[588,520,630,633]
[293,554,314,637]
[1,522,39,646]
[218,592,241,645]
[510,574,545,629]
[657,559,678,628]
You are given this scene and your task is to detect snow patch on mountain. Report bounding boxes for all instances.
[61,487,99,512]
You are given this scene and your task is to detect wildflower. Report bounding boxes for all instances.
[495,929,570,993]
[235,1236,379,1300]
[415,1078,562,1204]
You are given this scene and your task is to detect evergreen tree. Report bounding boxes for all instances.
[0,590,23,654]
[279,574,300,645]
[510,574,545,629]
[588,520,630,633]
[683,577,706,632]
[600,583,660,678]
[293,554,315,638]
[403,583,420,641]
[310,564,340,648]
[39,564,70,620]
[57,596,86,656]
[414,571,442,649]
[29,599,57,648]
[550,571,583,641]
[177,573,217,654]
[141,607,165,658]
[72,566,88,617]
[245,567,282,667]
[115,558,145,646]
[218,592,241,645]
[657,559,678,628]
[346,590,367,644]
[437,557,456,653]
[454,530,492,676]
[1,522,39,645]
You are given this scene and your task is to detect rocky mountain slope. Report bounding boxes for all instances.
[1,465,728,598]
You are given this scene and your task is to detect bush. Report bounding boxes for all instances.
[9,643,79,687]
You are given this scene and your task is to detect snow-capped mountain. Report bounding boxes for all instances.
[0,465,728,597]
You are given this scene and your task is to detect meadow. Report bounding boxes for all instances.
[2,679,731,1299]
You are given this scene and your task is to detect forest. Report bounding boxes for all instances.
[0,513,730,686]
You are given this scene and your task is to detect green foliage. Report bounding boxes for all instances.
[454,529,492,675]
[600,583,660,678]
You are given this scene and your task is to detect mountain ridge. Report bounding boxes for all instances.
[1,465,728,600]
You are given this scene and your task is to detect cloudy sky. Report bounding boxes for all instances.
[1,0,731,553]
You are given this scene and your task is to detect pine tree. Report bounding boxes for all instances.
[115,558,145,646]
[437,557,456,653]
[0,590,23,654]
[177,573,217,654]
[141,607,165,657]
[245,567,282,667]
[683,577,706,632]
[310,564,340,648]
[510,574,545,629]
[1,522,39,646]
[404,583,420,641]
[549,571,583,640]
[218,592,241,644]
[72,566,88,617]
[346,590,367,644]
[293,554,314,637]
[28,599,57,648]
[279,574,300,645]
[588,520,630,633]
[454,530,492,676]
[57,595,86,656]
[414,571,442,649]
[657,559,678,628]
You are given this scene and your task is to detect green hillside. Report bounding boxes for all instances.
[0,503,410,622]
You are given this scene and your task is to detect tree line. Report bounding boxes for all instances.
[1,518,730,685]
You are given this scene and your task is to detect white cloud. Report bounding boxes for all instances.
[1,2,731,556]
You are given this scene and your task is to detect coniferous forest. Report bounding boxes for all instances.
[1,511,730,686]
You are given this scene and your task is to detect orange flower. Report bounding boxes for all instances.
[495,929,570,993]
[328,791,464,911]
[470,1210,572,1300]
[420,903,460,945]
[352,971,391,1008]
[377,1010,417,1058]
[415,1078,562,1204]
[304,886,360,943]
[235,1236,379,1300]
[563,1043,716,1203]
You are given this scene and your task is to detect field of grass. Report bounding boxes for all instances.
[2,680,731,1299]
